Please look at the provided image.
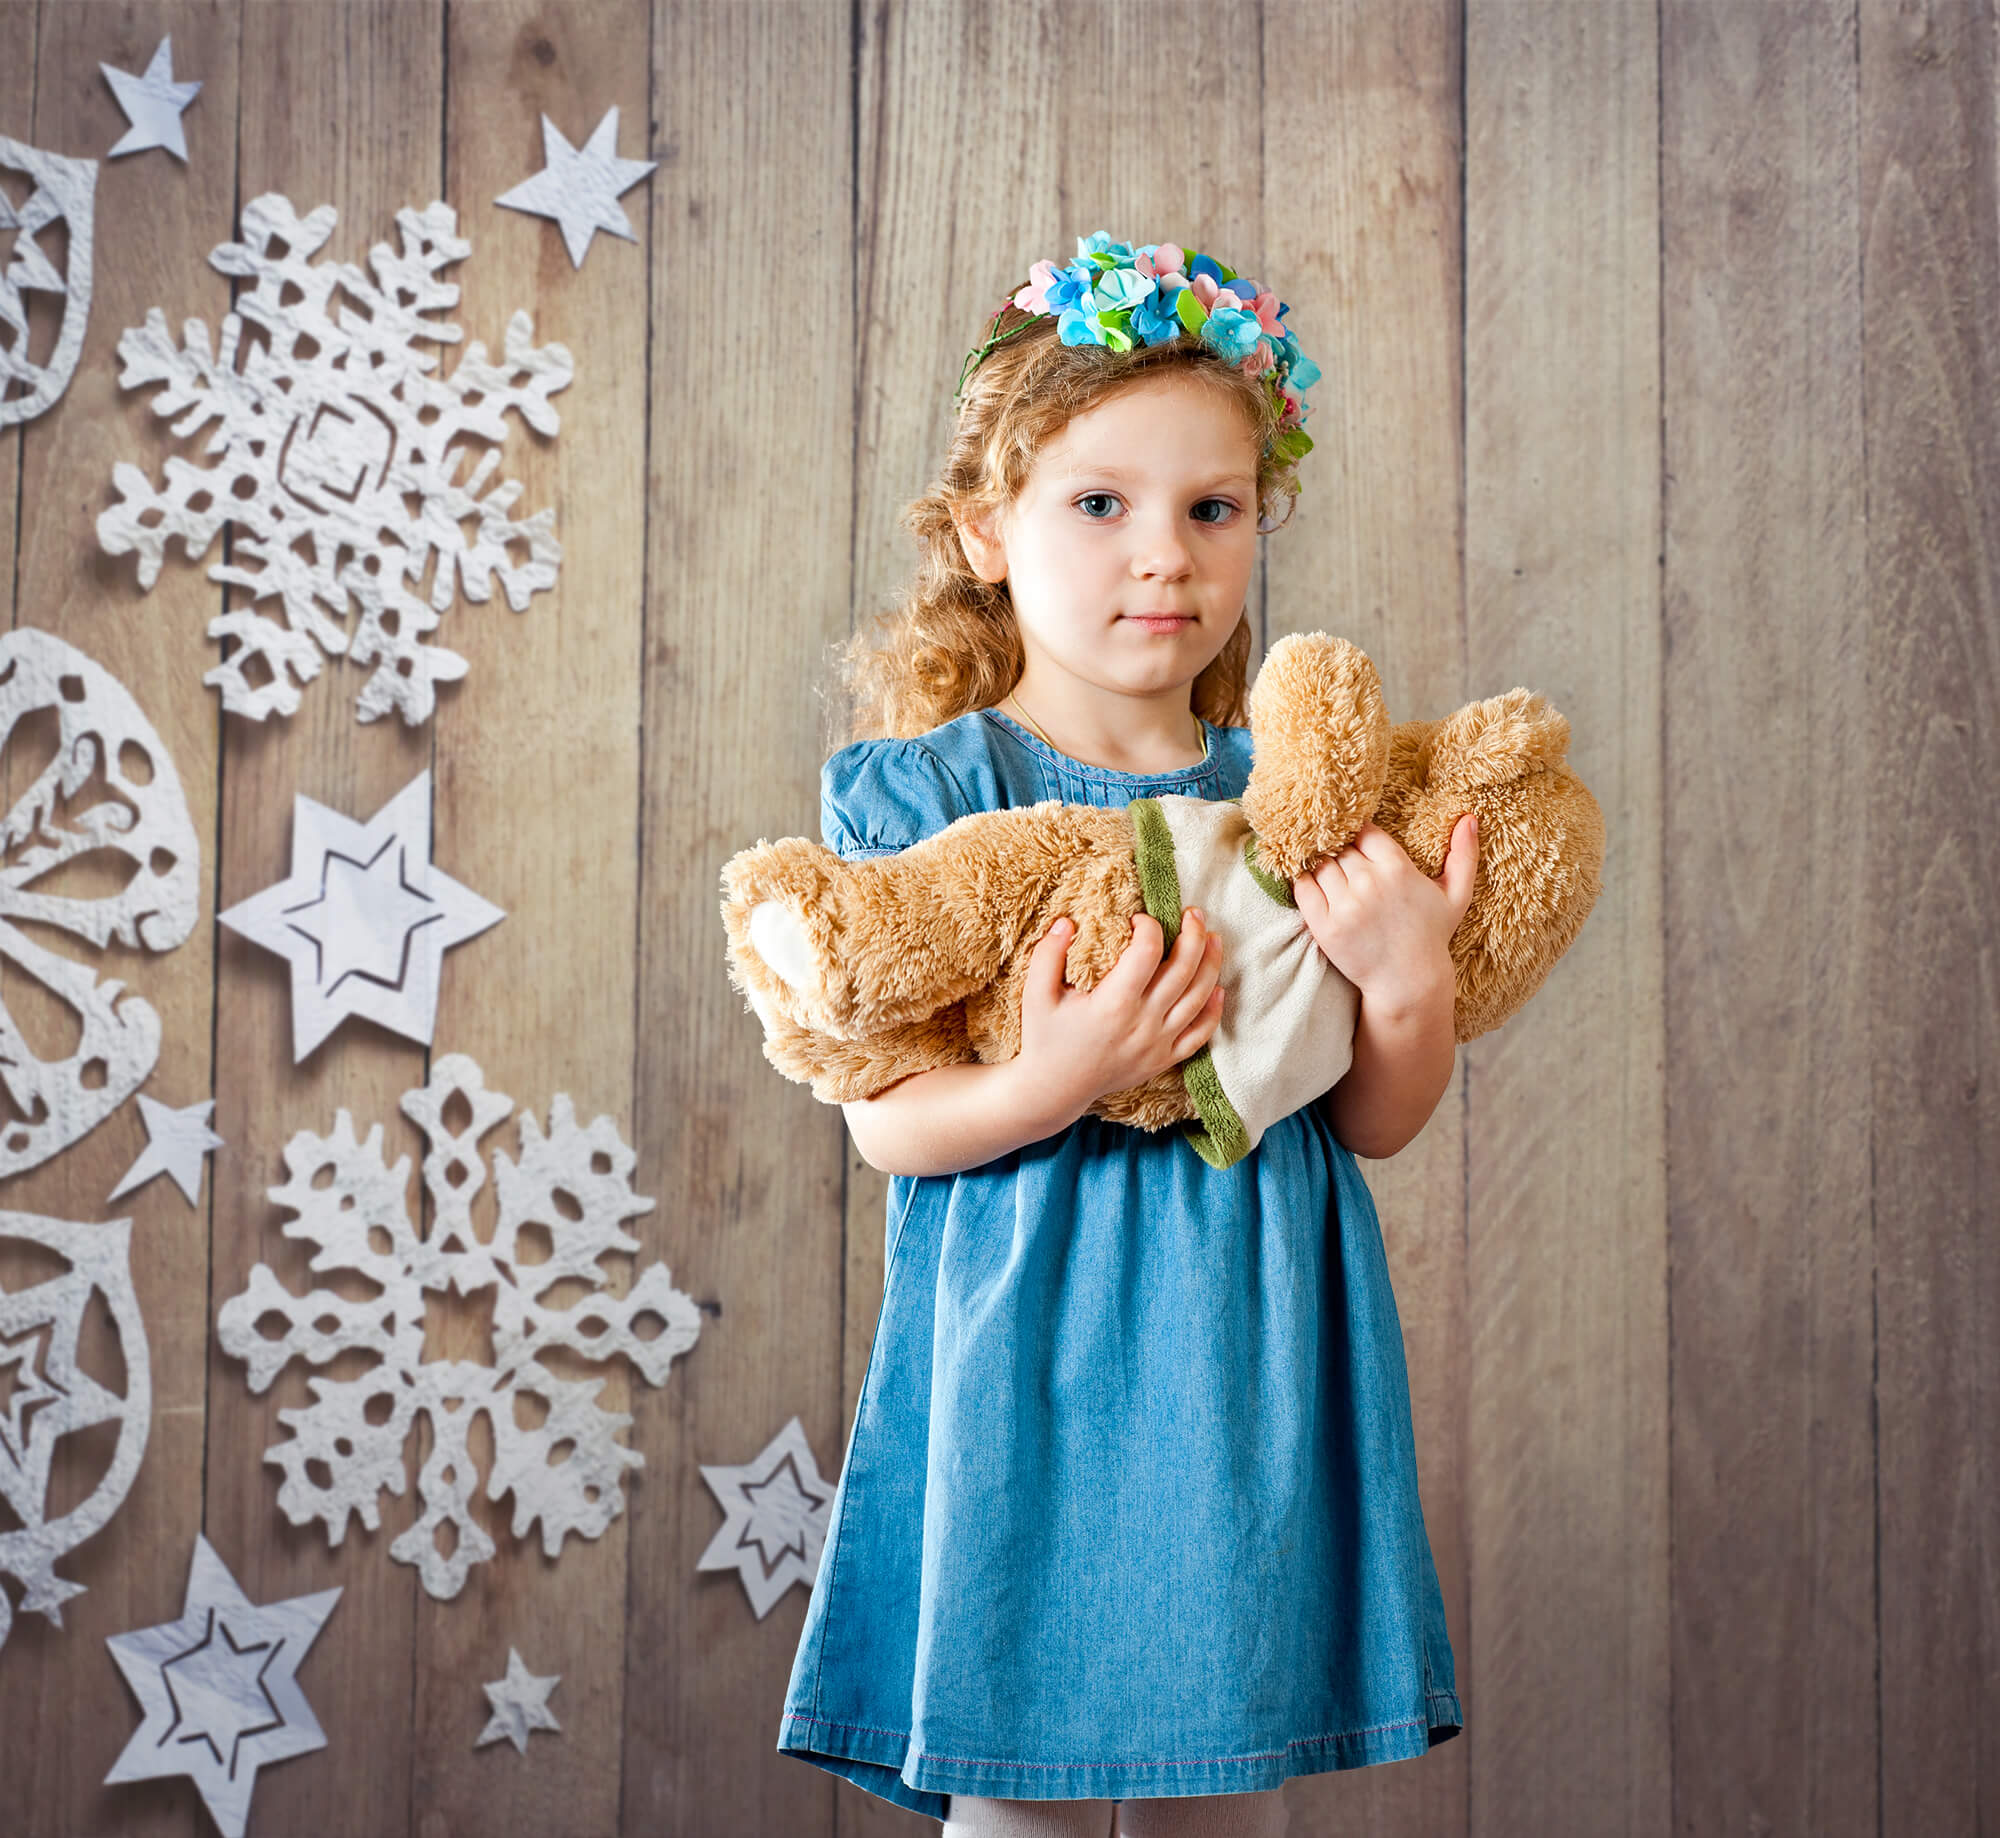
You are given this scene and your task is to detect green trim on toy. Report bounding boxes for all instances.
[1242,832,1296,908]
[1128,796,1252,1169]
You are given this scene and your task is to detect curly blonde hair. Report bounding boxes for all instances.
[835,313,1307,742]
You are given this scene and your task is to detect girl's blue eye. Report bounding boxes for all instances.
[1074,493,1241,524]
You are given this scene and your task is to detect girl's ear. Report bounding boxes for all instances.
[952,505,1008,584]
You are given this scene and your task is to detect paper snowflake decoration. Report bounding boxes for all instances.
[104,1534,338,1838]
[2,134,96,430]
[0,1212,152,1652]
[476,1647,561,1753]
[97,194,574,725]
[216,1054,703,1599]
[696,1415,835,1618]
[0,628,201,1179]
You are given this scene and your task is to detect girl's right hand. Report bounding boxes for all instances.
[1014,908,1224,1119]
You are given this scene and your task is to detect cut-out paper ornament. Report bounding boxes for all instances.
[97,194,573,724]
[476,1647,562,1753]
[0,1212,151,1653]
[217,769,503,1061]
[696,1415,835,1619]
[100,36,202,163]
[108,1095,224,1207]
[0,628,200,1179]
[495,106,656,269]
[0,134,97,428]
[216,1054,704,1600]
[104,1533,339,1838]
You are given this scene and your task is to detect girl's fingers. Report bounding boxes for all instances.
[1025,916,1075,1009]
[1146,907,1210,1006]
[1170,984,1225,1060]
[1161,933,1223,1034]
[1103,910,1168,996]
[1438,811,1480,917]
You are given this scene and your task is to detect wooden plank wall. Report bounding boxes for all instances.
[0,2,1992,1834]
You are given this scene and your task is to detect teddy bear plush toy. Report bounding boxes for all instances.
[720,633,1604,1168]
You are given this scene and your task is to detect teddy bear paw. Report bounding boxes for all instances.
[747,900,820,992]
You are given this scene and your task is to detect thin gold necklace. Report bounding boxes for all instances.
[1006,690,1207,763]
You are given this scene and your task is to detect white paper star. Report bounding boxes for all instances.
[107,1095,225,1207]
[476,1647,562,1754]
[100,37,202,163]
[696,1415,836,1619]
[105,1535,340,1838]
[495,107,656,269]
[219,770,503,1061]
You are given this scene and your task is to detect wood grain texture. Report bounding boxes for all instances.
[1463,5,1670,1835]
[416,4,653,1834]
[0,7,236,1837]
[203,7,440,1837]
[625,4,851,1835]
[1262,5,1469,1835]
[1663,5,1876,1835]
[1859,1,2000,1831]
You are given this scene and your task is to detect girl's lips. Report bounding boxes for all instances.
[1123,613,1194,632]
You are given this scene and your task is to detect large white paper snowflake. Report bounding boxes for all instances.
[0,134,97,428]
[215,1054,701,1599]
[97,194,574,725]
[0,1212,152,1652]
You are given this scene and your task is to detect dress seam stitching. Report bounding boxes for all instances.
[780,1708,1433,1760]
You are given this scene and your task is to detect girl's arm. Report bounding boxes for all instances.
[841,908,1224,1178]
[1294,813,1480,1161]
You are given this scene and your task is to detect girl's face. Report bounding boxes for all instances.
[956,372,1261,704]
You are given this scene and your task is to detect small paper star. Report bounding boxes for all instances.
[105,1535,340,1838]
[108,1096,225,1207]
[495,106,656,269]
[476,1647,561,1754]
[695,1416,836,1619]
[218,770,503,1061]
[101,37,202,163]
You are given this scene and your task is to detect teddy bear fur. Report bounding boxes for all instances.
[720,632,1604,1128]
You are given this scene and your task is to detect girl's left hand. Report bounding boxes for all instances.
[1291,814,1479,1013]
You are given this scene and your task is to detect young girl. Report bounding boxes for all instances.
[775,234,1476,1838]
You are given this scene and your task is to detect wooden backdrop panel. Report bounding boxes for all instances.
[1663,4,1876,1835]
[1264,4,1470,1835]
[1859,1,2000,1830]
[1,5,237,1836]
[420,2,652,1833]
[629,2,853,1833]
[1464,4,1670,1835]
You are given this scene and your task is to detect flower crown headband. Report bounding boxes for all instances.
[953,231,1323,469]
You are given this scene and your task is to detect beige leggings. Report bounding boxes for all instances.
[941,1787,1290,1837]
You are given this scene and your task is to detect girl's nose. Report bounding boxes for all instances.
[1129,515,1194,579]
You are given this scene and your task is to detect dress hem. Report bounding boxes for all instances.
[777,1691,1463,1819]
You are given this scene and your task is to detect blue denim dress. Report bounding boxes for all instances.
[776,708,1462,1818]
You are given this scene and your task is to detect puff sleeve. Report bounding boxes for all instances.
[819,736,969,861]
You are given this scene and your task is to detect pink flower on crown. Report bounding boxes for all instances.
[1239,342,1275,377]
[1136,243,1186,281]
[1189,273,1221,309]
[1248,287,1283,334]
[1014,258,1063,313]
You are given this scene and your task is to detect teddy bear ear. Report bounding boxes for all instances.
[1422,688,1572,793]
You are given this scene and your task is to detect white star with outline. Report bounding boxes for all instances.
[108,1096,226,1208]
[695,1415,836,1619]
[101,37,202,162]
[218,770,503,1061]
[495,106,656,269]
[475,1647,562,1754]
[104,1534,340,1838]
